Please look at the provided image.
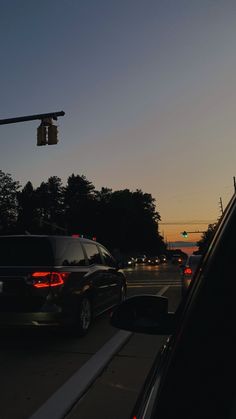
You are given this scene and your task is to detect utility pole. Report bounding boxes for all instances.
[219,197,224,216]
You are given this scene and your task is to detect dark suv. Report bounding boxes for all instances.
[0,235,126,335]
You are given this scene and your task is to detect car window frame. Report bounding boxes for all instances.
[98,245,117,268]
[150,194,236,418]
[81,241,103,266]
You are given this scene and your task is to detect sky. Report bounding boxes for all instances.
[1,0,236,246]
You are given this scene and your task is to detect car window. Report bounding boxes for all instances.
[53,238,86,266]
[83,243,103,265]
[153,198,236,418]
[99,246,116,267]
[0,237,54,266]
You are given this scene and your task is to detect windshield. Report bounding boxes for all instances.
[0,2,235,419]
[0,237,54,266]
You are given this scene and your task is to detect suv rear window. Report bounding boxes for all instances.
[53,238,86,266]
[0,237,54,266]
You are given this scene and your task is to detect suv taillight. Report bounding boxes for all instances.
[31,272,69,288]
[184,267,192,275]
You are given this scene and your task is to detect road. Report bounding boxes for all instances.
[0,263,182,419]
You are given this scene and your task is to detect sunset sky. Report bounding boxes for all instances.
[1,1,236,245]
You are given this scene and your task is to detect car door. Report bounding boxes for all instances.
[99,245,122,306]
[82,242,112,314]
[136,194,236,419]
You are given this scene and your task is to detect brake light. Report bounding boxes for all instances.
[184,267,192,275]
[32,272,69,288]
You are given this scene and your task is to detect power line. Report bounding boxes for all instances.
[159,221,215,225]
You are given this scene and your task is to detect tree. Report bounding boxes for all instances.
[34,176,65,233]
[94,187,165,254]
[64,174,96,234]
[0,169,166,255]
[16,181,39,233]
[0,170,20,233]
[196,223,217,254]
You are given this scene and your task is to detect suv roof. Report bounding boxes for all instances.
[0,235,99,266]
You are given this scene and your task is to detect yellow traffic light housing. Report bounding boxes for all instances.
[37,119,58,146]
[48,125,58,145]
[37,125,47,146]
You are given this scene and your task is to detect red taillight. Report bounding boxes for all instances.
[32,272,68,288]
[184,267,192,275]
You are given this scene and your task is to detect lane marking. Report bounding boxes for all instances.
[128,283,181,287]
[29,330,132,419]
[157,285,169,296]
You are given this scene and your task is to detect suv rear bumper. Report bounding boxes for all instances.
[0,312,64,327]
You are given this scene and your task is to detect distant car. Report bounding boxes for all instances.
[181,254,202,296]
[159,254,167,263]
[135,254,147,263]
[125,256,136,267]
[172,254,183,265]
[146,256,160,265]
[0,235,127,336]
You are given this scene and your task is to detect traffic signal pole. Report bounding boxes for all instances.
[181,230,205,238]
[0,111,65,146]
[0,111,65,125]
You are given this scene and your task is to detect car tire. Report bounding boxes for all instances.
[71,296,93,337]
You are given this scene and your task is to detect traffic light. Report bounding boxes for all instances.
[37,125,47,146]
[47,124,58,145]
[181,231,188,238]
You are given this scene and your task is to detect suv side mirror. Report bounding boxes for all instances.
[111,295,176,335]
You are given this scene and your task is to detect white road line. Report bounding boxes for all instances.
[29,330,132,419]
[128,281,181,288]
[29,284,173,419]
[157,285,169,296]
[128,283,181,288]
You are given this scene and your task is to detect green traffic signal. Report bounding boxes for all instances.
[181,231,188,238]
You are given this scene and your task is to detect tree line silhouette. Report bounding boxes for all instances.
[0,170,167,255]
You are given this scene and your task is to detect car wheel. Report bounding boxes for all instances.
[71,296,93,336]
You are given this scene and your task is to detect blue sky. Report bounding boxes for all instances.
[1,1,236,241]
